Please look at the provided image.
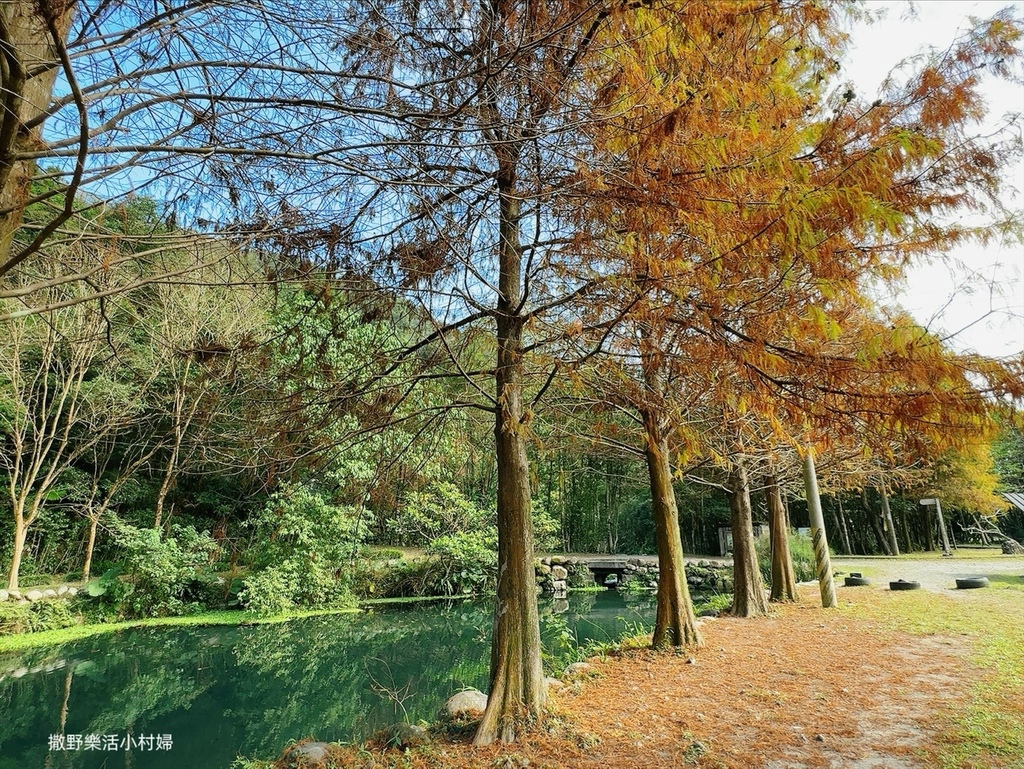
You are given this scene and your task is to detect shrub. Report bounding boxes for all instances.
[755,530,817,585]
[97,522,223,618]
[349,557,424,599]
[0,599,80,634]
[383,481,490,546]
[237,566,301,616]
[418,530,497,596]
[240,483,361,614]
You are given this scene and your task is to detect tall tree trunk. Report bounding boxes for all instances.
[829,507,847,555]
[153,441,181,529]
[766,475,797,602]
[878,487,900,556]
[934,499,952,555]
[642,410,702,647]
[802,448,836,609]
[901,508,913,553]
[7,515,28,590]
[474,160,545,746]
[863,489,892,555]
[727,460,768,618]
[835,496,853,555]
[82,507,105,582]
[924,506,936,551]
[0,2,76,265]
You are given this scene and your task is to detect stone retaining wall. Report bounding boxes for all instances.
[534,557,733,594]
[618,558,732,592]
[0,585,79,604]
[534,557,593,595]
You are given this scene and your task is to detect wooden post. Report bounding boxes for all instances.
[802,447,836,608]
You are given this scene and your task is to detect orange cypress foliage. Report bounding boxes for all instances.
[569,2,1022,456]
[560,2,1022,617]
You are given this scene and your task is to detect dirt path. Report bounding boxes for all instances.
[404,588,975,769]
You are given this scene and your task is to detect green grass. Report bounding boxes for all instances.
[844,582,1024,767]
[0,606,360,654]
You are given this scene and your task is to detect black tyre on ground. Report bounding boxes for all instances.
[844,576,871,587]
[889,579,921,591]
[955,576,989,590]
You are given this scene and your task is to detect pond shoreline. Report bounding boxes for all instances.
[0,606,361,654]
[0,586,624,654]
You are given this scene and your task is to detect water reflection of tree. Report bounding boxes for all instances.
[226,602,495,751]
[0,627,227,767]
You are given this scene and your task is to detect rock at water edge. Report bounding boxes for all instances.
[440,689,488,720]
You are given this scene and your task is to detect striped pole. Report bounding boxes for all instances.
[803,447,836,608]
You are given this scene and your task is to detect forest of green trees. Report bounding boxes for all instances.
[1,181,1020,615]
[2,0,1023,745]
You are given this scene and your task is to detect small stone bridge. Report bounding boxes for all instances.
[536,554,732,593]
[582,555,660,586]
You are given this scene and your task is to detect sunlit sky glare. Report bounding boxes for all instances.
[843,0,1024,359]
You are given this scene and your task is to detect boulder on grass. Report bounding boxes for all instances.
[380,722,429,749]
[1001,538,1024,555]
[280,741,332,768]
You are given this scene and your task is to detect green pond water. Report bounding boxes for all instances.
[0,591,657,768]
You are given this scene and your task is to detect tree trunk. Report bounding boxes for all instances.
[474,159,545,746]
[974,516,990,546]
[766,475,797,602]
[7,516,28,590]
[934,499,951,555]
[878,487,900,556]
[901,508,913,552]
[727,460,768,618]
[802,448,836,609]
[924,506,936,551]
[82,511,101,582]
[642,410,702,647]
[863,489,892,555]
[153,445,180,529]
[835,496,853,555]
[0,2,76,265]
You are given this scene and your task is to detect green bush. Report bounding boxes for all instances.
[365,547,404,561]
[349,557,422,599]
[418,530,497,596]
[0,599,81,634]
[239,483,361,614]
[237,566,301,616]
[95,522,223,618]
[755,530,817,584]
[383,481,490,546]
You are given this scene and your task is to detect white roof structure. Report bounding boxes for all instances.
[1003,493,1024,513]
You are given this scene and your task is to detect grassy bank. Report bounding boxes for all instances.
[0,606,360,654]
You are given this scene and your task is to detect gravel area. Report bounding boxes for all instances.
[832,554,1024,592]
